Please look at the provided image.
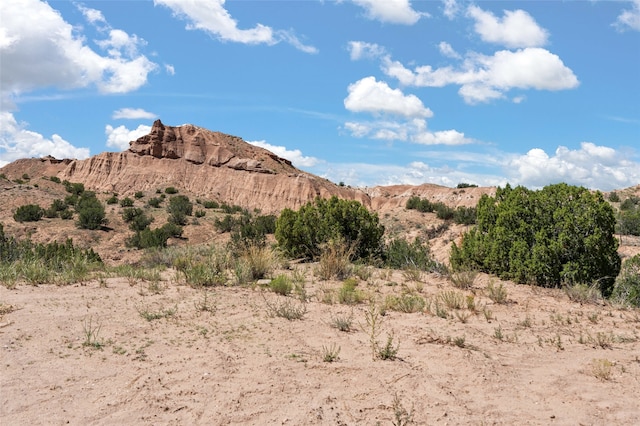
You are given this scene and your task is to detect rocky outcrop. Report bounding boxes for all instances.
[128,120,293,174]
[56,121,368,213]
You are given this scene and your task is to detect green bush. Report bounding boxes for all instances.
[456,183,478,188]
[14,204,44,222]
[134,191,144,199]
[120,197,134,207]
[147,197,163,208]
[194,209,206,218]
[165,187,178,194]
[126,223,183,249]
[49,176,61,184]
[121,208,154,231]
[63,181,85,195]
[612,255,640,307]
[106,195,118,205]
[453,206,477,225]
[167,195,193,225]
[617,207,640,236]
[75,192,107,230]
[384,237,440,271]
[202,200,219,209]
[276,196,384,261]
[608,192,620,202]
[269,275,292,295]
[450,183,621,295]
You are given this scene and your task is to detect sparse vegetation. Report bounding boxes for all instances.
[13,204,44,222]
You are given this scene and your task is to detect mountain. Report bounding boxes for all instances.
[0,120,493,214]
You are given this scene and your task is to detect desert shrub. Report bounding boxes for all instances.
[202,200,219,209]
[75,192,107,230]
[165,186,178,194]
[59,209,73,220]
[230,214,277,252]
[276,196,384,261]
[13,204,44,222]
[384,237,440,271]
[126,223,182,249]
[121,208,154,231]
[167,195,193,225]
[147,197,163,208]
[195,209,206,218]
[406,196,434,213]
[119,197,134,207]
[315,239,354,280]
[612,254,640,307]
[617,208,640,236]
[106,195,118,205]
[44,199,68,219]
[134,191,144,199]
[220,202,243,214]
[620,197,639,211]
[453,206,477,225]
[457,183,478,188]
[435,203,454,220]
[608,192,620,202]
[269,274,292,295]
[63,181,85,195]
[337,277,365,305]
[450,183,621,296]
[49,176,61,184]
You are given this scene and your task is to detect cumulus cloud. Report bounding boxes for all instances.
[438,41,461,59]
[248,140,319,168]
[0,112,90,166]
[615,0,640,31]
[349,0,427,25]
[342,77,472,145]
[112,108,158,120]
[505,142,640,191]
[155,0,317,53]
[348,41,386,60]
[344,77,432,118]
[467,5,549,48]
[105,124,151,151]
[382,47,579,104]
[0,0,157,96]
[442,0,460,20]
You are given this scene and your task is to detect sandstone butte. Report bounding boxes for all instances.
[1,120,494,214]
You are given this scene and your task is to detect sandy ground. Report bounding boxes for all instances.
[1,267,639,425]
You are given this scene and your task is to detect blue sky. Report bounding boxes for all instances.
[1,0,639,191]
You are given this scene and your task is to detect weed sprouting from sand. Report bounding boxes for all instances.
[330,312,354,332]
[264,296,307,320]
[137,305,177,321]
[438,290,465,310]
[450,269,477,290]
[195,289,216,314]
[591,358,614,381]
[82,316,103,350]
[564,283,603,305]
[391,393,414,426]
[385,293,426,313]
[315,239,353,280]
[486,280,508,304]
[321,343,341,362]
[362,303,399,360]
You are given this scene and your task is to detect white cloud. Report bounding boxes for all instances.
[506,142,640,191]
[248,140,319,168]
[112,108,157,120]
[0,0,157,96]
[165,64,176,75]
[442,0,460,20]
[615,0,640,31]
[438,41,461,59]
[155,0,317,53]
[348,41,386,60]
[350,0,426,25]
[77,4,107,26]
[0,112,90,166]
[382,47,579,104]
[105,124,152,151]
[344,77,432,118]
[343,118,472,146]
[467,5,549,48]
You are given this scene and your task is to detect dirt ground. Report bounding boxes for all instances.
[2,265,639,425]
